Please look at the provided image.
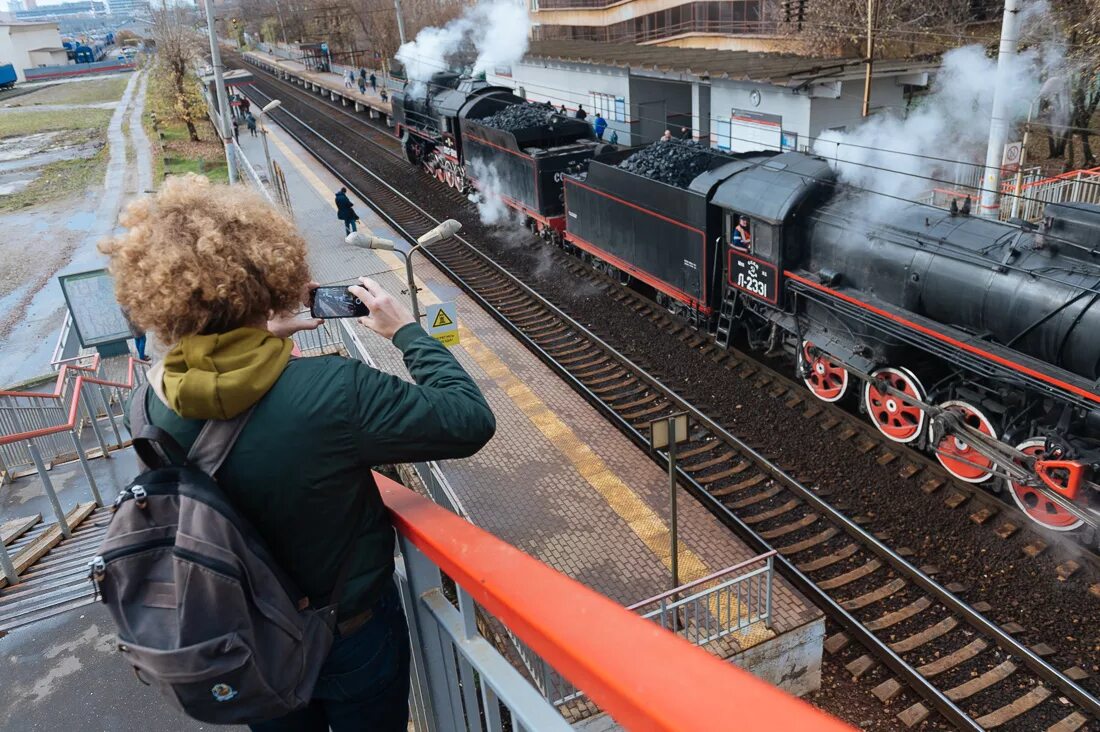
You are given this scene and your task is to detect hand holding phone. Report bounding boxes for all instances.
[309,286,371,319]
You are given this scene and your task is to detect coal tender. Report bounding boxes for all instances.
[461,101,598,232]
[564,141,776,319]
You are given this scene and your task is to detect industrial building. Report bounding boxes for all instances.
[0,20,67,81]
[487,40,934,150]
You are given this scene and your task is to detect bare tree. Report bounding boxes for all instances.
[1045,0,1100,168]
[149,1,205,142]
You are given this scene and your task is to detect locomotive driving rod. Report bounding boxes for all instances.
[843,365,1098,529]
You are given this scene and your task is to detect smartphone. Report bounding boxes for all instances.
[309,286,370,319]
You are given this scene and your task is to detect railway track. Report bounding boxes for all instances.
[231,53,1100,567]
[235,60,1100,731]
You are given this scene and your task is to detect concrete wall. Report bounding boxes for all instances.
[710,79,810,151]
[628,75,692,144]
[732,617,824,698]
[23,59,133,81]
[808,75,912,139]
[1,22,64,82]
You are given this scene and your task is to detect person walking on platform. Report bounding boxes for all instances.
[593,113,607,141]
[575,104,587,121]
[609,129,619,145]
[335,186,359,234]
[98,173,495,732]
[233,118,240,144]
[369,72,377,92]
[344,69,354,89]
[246,112,257,137]
[358,74,366,95]
[240,95,251,119]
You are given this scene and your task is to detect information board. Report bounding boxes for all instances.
[58,269,132,347]
[729,110,783,153]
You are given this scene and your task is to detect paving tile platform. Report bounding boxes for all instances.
[246,106,826,698]
[239,49,393,121]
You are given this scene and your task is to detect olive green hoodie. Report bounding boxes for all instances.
[137,323,495,619]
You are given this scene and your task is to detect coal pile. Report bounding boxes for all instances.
[618,140,715,188]
[477,102,556,131]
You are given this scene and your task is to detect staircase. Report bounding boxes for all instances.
[0,353,147,634]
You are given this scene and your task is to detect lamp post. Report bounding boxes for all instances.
[258,99,281,188]
[346,219,462,323]
[200,0,238,183]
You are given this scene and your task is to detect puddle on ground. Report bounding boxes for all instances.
[0,131,64,162]
[0,171,39,195]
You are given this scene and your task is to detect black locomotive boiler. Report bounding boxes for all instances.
[563,149,1100,533]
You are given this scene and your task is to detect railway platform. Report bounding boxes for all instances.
[239,49,394,125]
[234,98,826,711]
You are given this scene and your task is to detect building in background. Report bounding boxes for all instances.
[103,0,149,17]
[0,20,67,80]
[15,1,106,21]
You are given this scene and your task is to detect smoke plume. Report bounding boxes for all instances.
[396,0,530,96]
[813,13,1066,210]
[467,159,521,227]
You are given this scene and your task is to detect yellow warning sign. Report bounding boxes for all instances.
[432,308,454,329]
[434,331,460,347]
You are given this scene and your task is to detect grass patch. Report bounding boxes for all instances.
[0,145,108,213]
[0,75,131,107]
[164,155,228,183]
[0,108,114,138]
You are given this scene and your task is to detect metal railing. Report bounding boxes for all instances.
[924,163,1100,222]
[532,17,779,44]
[381,474,851,732]
[0,357,149,585]
[510,552,776,710]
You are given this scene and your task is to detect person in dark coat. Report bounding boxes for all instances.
[369,72,377,91]
[232,118,240,143]
[335,187,359,234]
[101,174,495,732]
[240,96,251,117]
[246,113,257,137]
[575,104,587,120]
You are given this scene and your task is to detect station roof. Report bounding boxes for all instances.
[525,40,937,86]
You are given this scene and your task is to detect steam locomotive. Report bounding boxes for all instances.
[393,76,1100,536]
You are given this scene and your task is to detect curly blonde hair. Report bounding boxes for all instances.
[100,174,310,342]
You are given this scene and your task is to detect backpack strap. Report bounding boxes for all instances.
[186,405,258,476]
[130,382,188,469]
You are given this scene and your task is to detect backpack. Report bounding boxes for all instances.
[91,383,364,724]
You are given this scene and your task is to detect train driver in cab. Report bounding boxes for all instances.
[733,215,752,252]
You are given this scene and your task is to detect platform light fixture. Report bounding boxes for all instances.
[346,219,462,324]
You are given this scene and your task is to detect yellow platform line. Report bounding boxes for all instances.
[267,118,714,585]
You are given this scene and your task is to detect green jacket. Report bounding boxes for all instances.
[139,323,495,619]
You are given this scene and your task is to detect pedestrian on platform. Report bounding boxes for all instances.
[660,129,672,142]
[335,186,359,234]
[380,89,388,103]
[358,75,366,95]
[369,72,377,92]
[98,173,495,732]
[246,113,257,137]
[359,67,367,86]
[593,113,606,141]
[575,104,587,121]
[609,129,619,145]
[560,104,568,115]
[344,69,354,89]
[680,126,691,140]
[240,95,251,118]
[233,118,240,144]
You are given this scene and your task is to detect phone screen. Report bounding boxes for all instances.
[310,287,370,319]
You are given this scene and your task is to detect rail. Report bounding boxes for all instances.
[382,474,850,731]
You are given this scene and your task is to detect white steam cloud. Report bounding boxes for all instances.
[813,0,1069,216]
[467,159,522,227]
[396,0,530,96]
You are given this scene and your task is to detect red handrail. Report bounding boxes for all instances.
[379,476,853,732]
[0,354,100,399]
[0,357,145,447]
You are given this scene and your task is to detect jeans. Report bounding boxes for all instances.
[250,583,411,732]
[344,219,358,234]
[134,334,147,360]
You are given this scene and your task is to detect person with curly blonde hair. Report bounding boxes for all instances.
[100,174,495,731]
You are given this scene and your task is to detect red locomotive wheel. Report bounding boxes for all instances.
[1007,438,1084,531]
[435,168,446,184]
[800,341,849,403]
[934,400,997,483]
[864,367,927,444]
[445,170,455,188]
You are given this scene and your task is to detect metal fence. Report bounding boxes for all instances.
[509,553,776,710]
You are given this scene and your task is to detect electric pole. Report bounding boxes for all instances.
[201,0,238,183]
[394,0,406,45]
[861,0,875,117]
[978,0,1021,218]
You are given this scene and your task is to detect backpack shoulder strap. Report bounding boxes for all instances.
[128,382,152,437]
[187,405,258,476]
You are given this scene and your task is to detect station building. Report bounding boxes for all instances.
[486,40,935,151]
[0,21,68,81]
